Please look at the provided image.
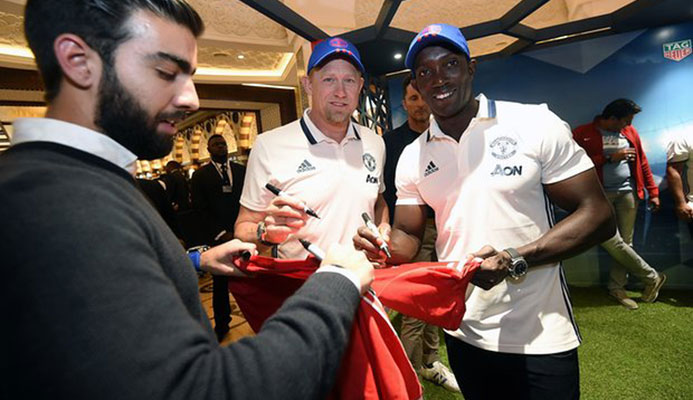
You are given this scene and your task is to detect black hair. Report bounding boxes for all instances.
[24,0,204,102]
[402,74,413,98]
[601,99,642,119]
[207,134,225,144]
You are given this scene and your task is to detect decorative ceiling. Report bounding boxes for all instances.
[0,0,691,81]
[240,0,693,75]
[282,0,384,36]
[391,0,520,32]
[0,0,299,83]
[190,0,288,41]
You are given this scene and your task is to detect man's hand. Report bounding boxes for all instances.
[321,244,375,295]
[674,202,693,222]
[200,239,257,276]
[470,245,510,290]
[353,222,391,264]
[610,148,636,162]
[262,195,309,244]
[648,196,661,213]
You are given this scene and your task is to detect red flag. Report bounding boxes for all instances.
[228,256,480,399]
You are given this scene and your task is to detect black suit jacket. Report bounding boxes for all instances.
[190,161,245,244]
[137,177,180,234]
[160,171,191,212]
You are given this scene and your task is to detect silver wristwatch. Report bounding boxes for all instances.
[503,247,528,279]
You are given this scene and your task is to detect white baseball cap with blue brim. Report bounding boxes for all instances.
[307,37,365,74]
[405,23,471,71]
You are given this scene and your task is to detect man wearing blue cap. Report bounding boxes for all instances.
[355,23,616,399]
[236,37,389,262]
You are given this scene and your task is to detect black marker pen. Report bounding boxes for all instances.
[265,183,320,219]
[298,238,326,261]
[361,213,392,258]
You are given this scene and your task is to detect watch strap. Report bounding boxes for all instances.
[186,245,210,272]
[256,221,278,246]
[503,247,521,260]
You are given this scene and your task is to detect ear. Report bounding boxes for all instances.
[53,33,101,91]
[301,75,313,97]
[358,75,364,93]
[467,58,477,77]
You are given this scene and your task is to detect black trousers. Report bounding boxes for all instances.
[445,334,580,400]
[212,275,231,337]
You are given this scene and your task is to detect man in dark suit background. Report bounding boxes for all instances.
[137,177,180,238]
[160,160,192,244]
[161,160,191,212]
[191,134,246,341]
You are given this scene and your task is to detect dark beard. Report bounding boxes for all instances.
[94,63,177,160]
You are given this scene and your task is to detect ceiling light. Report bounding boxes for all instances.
[0,44,35,59]
[385,69,411,77]
[394,53,402,60]
[237,54,245,59]
[194,53,293,79]
[534,27,611,45]
[241,83,296,90]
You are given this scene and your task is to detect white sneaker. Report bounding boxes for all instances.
[419,361,461,393]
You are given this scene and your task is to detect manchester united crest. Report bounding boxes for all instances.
[490,136,518,160]
[363,153,377,172]
[330,38,348,49]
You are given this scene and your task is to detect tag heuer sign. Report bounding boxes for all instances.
[663,39,692,62]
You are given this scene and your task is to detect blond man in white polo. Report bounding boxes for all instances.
[235,38,388,260]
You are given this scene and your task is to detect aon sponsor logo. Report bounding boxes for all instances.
[366,174,379,184]
[491,164,523,177]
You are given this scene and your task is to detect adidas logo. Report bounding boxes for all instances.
[296,159,316,173]
[424,161,439,177]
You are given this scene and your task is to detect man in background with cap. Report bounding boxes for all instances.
[235,37,389,262]
[354,23,615,399]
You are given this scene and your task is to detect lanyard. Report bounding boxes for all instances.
[212,160,232,185]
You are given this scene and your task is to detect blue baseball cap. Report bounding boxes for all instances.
[405,23,471,71]
[307,37,365,74]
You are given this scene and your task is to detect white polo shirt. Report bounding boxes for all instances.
[667,134,693,203]
[241,109,385,259]
[396,94,594,355]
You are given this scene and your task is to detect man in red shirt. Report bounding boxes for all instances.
[573,99,666,309]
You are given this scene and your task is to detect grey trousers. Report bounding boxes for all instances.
[399,219,441,370]
[602,191,658,291]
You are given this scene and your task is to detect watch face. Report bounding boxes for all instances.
[513,260,528,276]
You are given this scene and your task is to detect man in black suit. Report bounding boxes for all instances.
[137,178,180,237]
[191,134,246,340]
[161,160,191,212]
[160,160,193,243]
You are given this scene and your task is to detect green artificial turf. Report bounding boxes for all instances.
[572,287,693,400]
[391,287,693,400]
